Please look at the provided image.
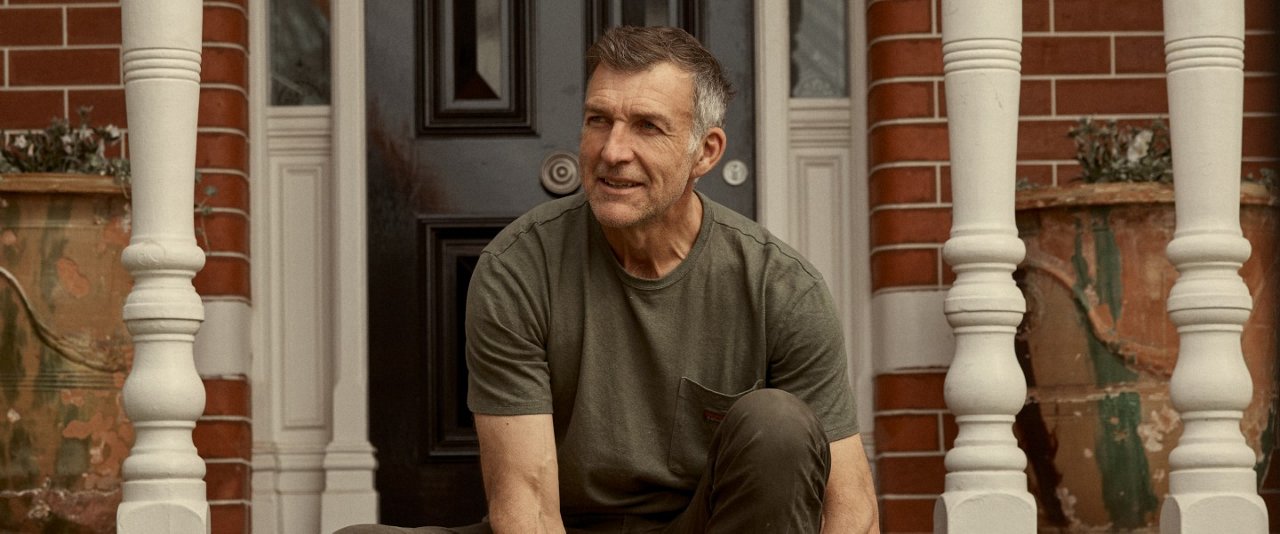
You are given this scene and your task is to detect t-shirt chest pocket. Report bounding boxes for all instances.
[667,377,763,483]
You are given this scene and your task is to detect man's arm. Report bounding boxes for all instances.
[823,434,880,533]
[475,413,566,534]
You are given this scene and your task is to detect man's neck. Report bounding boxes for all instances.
[601,192,704,280]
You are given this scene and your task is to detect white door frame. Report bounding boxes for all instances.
[250,1,872,530]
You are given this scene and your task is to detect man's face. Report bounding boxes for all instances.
[579,62,702,230]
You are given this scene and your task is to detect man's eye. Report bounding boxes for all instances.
[639,121,660,132]
[585,116,607,126]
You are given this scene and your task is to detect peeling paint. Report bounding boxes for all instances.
[1137,405,1181,453]
[0,180,132,532]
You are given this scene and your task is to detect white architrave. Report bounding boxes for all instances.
[1160,1,1268,531]
[933,1,1036,532]
[116,0,210,532]
[759,0,875,461]
[319,0,379,530]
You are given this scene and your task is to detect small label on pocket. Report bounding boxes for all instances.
[702,409,725,423]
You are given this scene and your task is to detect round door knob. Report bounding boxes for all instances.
[540,151,581,196]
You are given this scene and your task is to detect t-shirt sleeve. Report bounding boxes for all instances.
[767,278,859,442]
[465,251,554,415]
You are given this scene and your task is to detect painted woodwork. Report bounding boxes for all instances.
[934,0,1038,532]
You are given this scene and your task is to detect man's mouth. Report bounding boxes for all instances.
[601,178,641,189]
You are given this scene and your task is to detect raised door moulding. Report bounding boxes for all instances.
[420,0,534,135]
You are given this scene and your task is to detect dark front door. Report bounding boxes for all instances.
[366,0,755,527]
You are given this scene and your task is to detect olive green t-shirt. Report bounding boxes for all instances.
[465,192,857,522]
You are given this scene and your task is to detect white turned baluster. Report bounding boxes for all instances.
[116,1,209,533]
[934,1,1035,533]
[1160,1,1267,532]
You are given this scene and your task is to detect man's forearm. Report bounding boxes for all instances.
[476,414,567,534]
[823,434,881,533]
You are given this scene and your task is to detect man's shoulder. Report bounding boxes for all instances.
[485,194,590,258]
[703,195,823,283]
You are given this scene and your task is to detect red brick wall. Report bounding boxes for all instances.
[0,1,251,533]
[868,0,1279,531]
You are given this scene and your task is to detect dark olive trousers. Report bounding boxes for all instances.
[337,388,831,534]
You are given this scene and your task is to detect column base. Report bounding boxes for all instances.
[1160,492,1267,534]
[320,442,380,532]
[933,483,1035,534]
[117,498,210,534]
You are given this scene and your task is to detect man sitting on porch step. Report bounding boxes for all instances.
[339,26,880,534]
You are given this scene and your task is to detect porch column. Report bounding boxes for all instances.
[933,1,1035,532]
[116,1,209,532]
[1160,1,1267,532]
[320,0,380,530]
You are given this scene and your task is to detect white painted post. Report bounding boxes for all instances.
[320,1,380,531]
[933,1,1035,533]
[1160,1,1268,532]
[116,1,209,533]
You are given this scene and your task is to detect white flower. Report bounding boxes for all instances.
[105,125,120,139]
[12,135,28,149]
[1126,130,1154,163]
[77,125,91,140]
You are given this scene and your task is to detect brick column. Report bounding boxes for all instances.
[192,1,253,532]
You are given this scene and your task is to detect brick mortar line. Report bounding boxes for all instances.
[202,42,248,53]
[205,458,252,466]
[871,284,950,296]
[869,203,952,214]
[208,499,252,506]
[870,243,943,254]
[878,494,943,500]
[2,84,120,91]
[60,6,67,47]
[200,83,248,96]
[1025,73,1165,81]
[204,206,250,218]
[203,251,252,262]
[876,368,949,375]
[869,161,949,175]
[196,167,249,178]
[201,295,252,306]
[201,373,250,381]
[205,1,248,15]
[867,34,939,49]
[875,451,947,460]
[199,414,251,422]
[199,126,249,137]
[3,44,120,51]
[875,408,947,416]
[867,117,948,132]
[0,3,115,7]
[867,76,943,90]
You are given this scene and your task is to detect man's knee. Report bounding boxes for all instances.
[718,388,828,463]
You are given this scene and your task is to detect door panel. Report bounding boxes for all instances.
[367,1,753,526]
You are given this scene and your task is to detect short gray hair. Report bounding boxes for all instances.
[586,26,734,150]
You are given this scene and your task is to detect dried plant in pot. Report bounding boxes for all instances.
[0,108,137,532]
[1012,117,1280,531]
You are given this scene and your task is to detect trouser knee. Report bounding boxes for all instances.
[714,388,830,478]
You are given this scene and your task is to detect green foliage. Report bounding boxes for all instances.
[0,107,130,183]
[1069,118,1172,184]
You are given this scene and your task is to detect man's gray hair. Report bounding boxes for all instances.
[586,26,735,152]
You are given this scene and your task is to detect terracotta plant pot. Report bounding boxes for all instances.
[0,173,133,532]
[1013,181,1280,532]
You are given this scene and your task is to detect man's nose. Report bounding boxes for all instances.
[600,124,634,165]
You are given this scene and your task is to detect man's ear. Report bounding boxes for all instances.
[691,127,727,179]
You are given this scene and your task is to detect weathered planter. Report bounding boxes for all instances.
[1013,181,1280,532]
[0,173,133,532]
